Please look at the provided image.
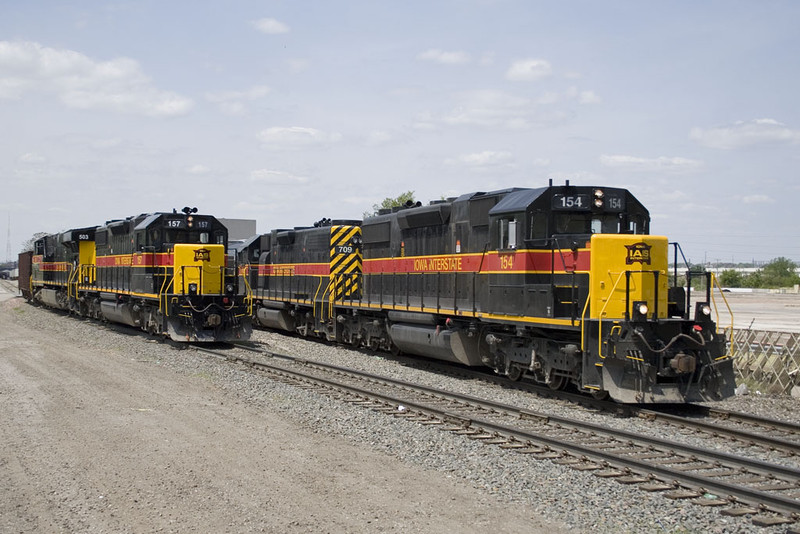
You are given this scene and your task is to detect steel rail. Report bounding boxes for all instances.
[261,351,800,478]
[242,339,800,455]
[635,407,800,455]
[209,344,800,517]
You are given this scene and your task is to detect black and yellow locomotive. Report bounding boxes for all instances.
[19,208,251,342]
[240,183,735,403]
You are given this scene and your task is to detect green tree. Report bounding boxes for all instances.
[743,270,763,288]
[718,269,744,288]
[363,191,416,219]
[760,257,800,288]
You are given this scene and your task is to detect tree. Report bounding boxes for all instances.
[21,232,49,253]
[363,191,416,219]
[759,257,800,288]
[718,269,744,288]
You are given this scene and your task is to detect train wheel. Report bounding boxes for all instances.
[548,374,567,391]
[507,366,523,381]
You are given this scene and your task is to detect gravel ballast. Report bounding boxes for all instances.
[3,288,798,533]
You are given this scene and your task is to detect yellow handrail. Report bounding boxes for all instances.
[67,264,79,299]
[158,266,173,316]
[580,287,591,352]
[596,271,628,359]
[241,264,254,315]
[709,273,735,358]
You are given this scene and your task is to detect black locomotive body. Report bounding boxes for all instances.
[243,183,735,404]
[19,210,251,342]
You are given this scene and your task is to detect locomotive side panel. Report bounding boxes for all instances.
[245,182,736,404]
[25,211,251,343]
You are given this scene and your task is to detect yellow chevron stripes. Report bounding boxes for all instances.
[329,225,361,299]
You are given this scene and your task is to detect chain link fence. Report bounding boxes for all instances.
[730,329,800,394]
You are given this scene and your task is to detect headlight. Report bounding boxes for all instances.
[225,283,235,294]
[694,302,713,321]
[188,283,198,295]
[594,198,604,207]
[594,189,604,198]
[632,301,649,321]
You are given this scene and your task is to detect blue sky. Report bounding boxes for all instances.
[1,1,798,264]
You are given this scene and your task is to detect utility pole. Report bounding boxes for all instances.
[5,213,10,263]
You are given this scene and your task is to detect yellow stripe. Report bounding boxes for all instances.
[259,297,577,327]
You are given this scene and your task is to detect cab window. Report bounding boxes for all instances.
[499,218,518,249]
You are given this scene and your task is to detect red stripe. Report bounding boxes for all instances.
[364,249,591,274]
[96,253,174,267]
[38,262,69,272]
[257,264,330,276]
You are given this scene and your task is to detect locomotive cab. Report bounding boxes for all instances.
[482,184,734,402]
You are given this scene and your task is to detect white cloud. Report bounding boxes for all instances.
[689,118,800,150]
[741,194,775,204]
[286,58,310,73]
[257,126,343,149]
[365,130,394,146]
[578,90,601,104]
[442,90,535,129]
[0,41,192,116]
[417,49,471,65]
[600,154,703,173]
[252,18,290,34]
[249,169,309,184]
[186,164,210,175]
[420,87,581,130]
[444,150,516,172]
[206,85,270,115]
[91,138,123,150]
[505,58,552,81]
[532,157,551,167]
[19,152,46,163]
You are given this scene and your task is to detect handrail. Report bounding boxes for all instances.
[241,263,254,315]
[709,273,735,358]
[67,264,79,299]
[580,286,592,352]
[158,266,173,316]
[669,241,692,284]
[596,271,628,359]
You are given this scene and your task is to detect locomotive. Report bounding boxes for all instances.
[18,208,252,342]
[238,182,736,403]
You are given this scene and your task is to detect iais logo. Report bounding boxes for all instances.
[625,242,652,265]
[193,248,211,262]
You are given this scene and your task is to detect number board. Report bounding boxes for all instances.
[604,194,626,212]
[165,219,185,229]
[552,194,590,211]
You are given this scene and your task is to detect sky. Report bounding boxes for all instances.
[1,0,799,265]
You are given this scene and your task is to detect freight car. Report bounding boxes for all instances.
[239,182,736,404]
[19,208,251,342]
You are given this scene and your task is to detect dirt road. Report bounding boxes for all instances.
[0,288,561,533]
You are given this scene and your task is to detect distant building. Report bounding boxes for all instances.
[219,219,257,241]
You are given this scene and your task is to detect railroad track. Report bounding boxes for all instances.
[0,277,18,293]
[636,404,800,458]
[196,342,800,529]
[324,342,800,460]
